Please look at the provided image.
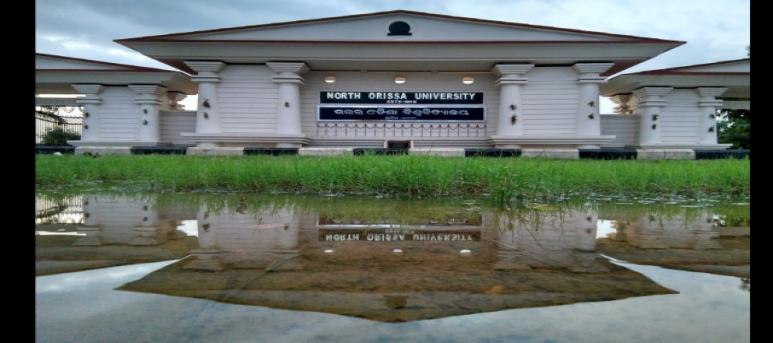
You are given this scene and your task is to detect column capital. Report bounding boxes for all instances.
[267,62,309,84]
[129,85,168,105]
[492,64,534,86]
[72,84,103,104]
[696,87,728,98]
[185,61,226,82]
[696,87,726,108]
[129,84,167,96]
[492,64,534,76]
[632,86,673,106]
[573,62,614,75]
[573,63,614,83]
[266,62,309,74]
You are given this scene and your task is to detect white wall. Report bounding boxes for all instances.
[521,67,579,136]
[216,65,278,134]
[160,111,196,145]
[600,114,639,147]
[97,87,139,141]
[660,89,702,144]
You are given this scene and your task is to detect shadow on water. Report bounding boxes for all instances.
[36,191,748,326]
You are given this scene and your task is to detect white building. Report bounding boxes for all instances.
[36,10,749,158]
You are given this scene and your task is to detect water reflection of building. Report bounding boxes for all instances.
[182,205,605,272]
[494,208,602,271]
[35,194,199,275]
[603,210,721,250]
[121,200,672,322]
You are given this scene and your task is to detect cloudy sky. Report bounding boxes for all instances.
[36,0,749,111]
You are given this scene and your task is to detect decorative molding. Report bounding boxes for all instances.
[489,135,616,145]
[180,132,311,145]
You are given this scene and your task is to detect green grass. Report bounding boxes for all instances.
[35,155,750,201]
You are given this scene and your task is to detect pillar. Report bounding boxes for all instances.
[573,63,614,149]
[184,61,225,148]
[71,84,103,142]
[267,62,309,147]
[129,85,167,144]
[492,64,534,138]
[696,87,728,146]
[631,87,673,147]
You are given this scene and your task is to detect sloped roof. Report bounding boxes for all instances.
[115,9,683,44]
[625,58,750,75]
[36,53,178,72]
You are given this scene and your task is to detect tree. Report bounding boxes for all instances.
[717,108,750,149]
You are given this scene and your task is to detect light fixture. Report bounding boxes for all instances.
[460,249,472,254]
[462,76,475,84]
[394,76,407,84]
[324,75,336,84]
[323,249,334,254]
[392,248,403,253]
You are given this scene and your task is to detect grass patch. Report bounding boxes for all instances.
[35,155,750,201]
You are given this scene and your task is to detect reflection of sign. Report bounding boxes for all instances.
[318,106,485,121]
[320,92,483,104]
[319,228,481,242]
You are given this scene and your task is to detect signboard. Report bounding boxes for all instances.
[319,228,481,242]
[320,91,483,104]
[318,91,485,122]
[318,106,484,121]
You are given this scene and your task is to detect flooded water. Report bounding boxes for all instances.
[35,192,750,342]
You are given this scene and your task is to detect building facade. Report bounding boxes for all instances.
[35,10,749,157]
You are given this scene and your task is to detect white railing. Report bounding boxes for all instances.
[315,122,487,138]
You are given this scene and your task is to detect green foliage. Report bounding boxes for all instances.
[718,109,750,149]
[41,127,81,146]
[35,155,750,201]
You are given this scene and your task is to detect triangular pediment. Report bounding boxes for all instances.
[122,10,669,43]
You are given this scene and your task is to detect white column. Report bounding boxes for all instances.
[166,91,187,110]
[129,85,166,144]
[573,63,614,149]
[631,87,673,147]
[492,64,534,140]
[696,87,728,146]
[267,62,309,147]
[71,84,103,142]
[184,61,225,147]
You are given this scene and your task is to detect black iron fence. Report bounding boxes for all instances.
[35,107,83,144]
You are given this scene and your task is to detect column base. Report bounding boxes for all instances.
[636,149,695,160]
[521,148,579,159]
[187,146,245,156]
